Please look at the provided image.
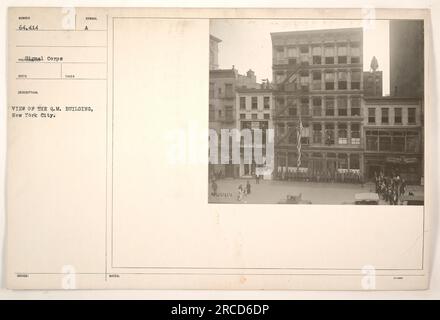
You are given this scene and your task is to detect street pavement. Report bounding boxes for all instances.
[208,178,424,205]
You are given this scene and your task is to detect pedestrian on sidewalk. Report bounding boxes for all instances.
[237,184,244,201]
[246,180,251,195]
[211,179,218,196]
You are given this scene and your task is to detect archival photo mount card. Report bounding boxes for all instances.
[6,7,433,290]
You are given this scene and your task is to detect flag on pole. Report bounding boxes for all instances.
[297,115,303,168]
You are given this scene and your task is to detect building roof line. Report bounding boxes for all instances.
[270,27,363,38]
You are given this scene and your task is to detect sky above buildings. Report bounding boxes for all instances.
[210,19,390,95]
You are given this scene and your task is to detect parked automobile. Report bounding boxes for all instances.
[343,192,380,205]
[402,195,424,206]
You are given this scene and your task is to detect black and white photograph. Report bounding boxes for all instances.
[208,19,424,205]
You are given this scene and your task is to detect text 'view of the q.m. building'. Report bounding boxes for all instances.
[209,21,424,205]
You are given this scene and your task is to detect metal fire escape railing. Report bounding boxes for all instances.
[273,64,304,119]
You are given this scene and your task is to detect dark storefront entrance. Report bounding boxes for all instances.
[365,154,421,184]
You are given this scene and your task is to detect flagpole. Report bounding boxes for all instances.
[297,114,302,172]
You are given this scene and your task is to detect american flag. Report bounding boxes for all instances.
[297,115,303,168]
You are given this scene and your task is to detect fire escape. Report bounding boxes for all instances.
[274,63,309,146]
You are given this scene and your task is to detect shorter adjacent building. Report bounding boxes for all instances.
[236,86,274,178]
[209,67,260,178]
[363,96,423,183]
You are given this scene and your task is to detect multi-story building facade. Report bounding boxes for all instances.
[271,28,365,179]
[363,97,423,183]
[209,65,259,178]
[236,86,273,178]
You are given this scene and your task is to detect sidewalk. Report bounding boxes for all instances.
[209,179,374,204]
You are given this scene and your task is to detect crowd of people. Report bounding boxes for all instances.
[374,171,408,205]
[275,168,363,184]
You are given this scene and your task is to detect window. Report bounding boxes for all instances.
[225,84,233,97]
[313,123,322,143]
[381,108,389,124]
[325,123,335,145]
[300,71,309,91]
[288,124,297,144]
[350,42,360,63]
[338,71,348,90]
[350,97,361,116]
[337,44,347,64]
[338,154,348,169]
[264,113,270,120]
[350,154,360,170]
[366,133,378,151]
[368,108,376,124]
[324,45,335,64]
[251,113,258,120]
[408,108,416,124]
[218,88,222,95]
[312,46,322,65]
[287,47,298,57]
[251,97,258,109]
[351,71,361,89]
[392,132,405,152]
[325,98,335,116]
[275,47,284,62]
[325,72,335,90]
[278,123,285,135]
[406,131,418,152]
[225,106,233,121]
[209,83,214,98]
[275,71,285,83]
[312,72,322,80]
[300,55,309,65]
[313,56,322,64]
[277,97,285,108]
[289,106,297,116]
[379,134,391,151]
[240,113,246,119]
[338,124,348,144]
[218,110,222,117]
[288,58,297,65]
[288,152,298,166]
[394,107,402,124]
[301,97,309,116]
[299,46,309,65]
[351,124,361,144]
[312,71,322,90]
[286,96,295,107]
[312,97,322,116]
[264,96,270,109]
[312,152,323,158]
[301,131,310,144]
[240,97,246,109]
[241,121,251,130]
[300,45,309,54]
[209,105,215,120]
[337,97,348,116]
